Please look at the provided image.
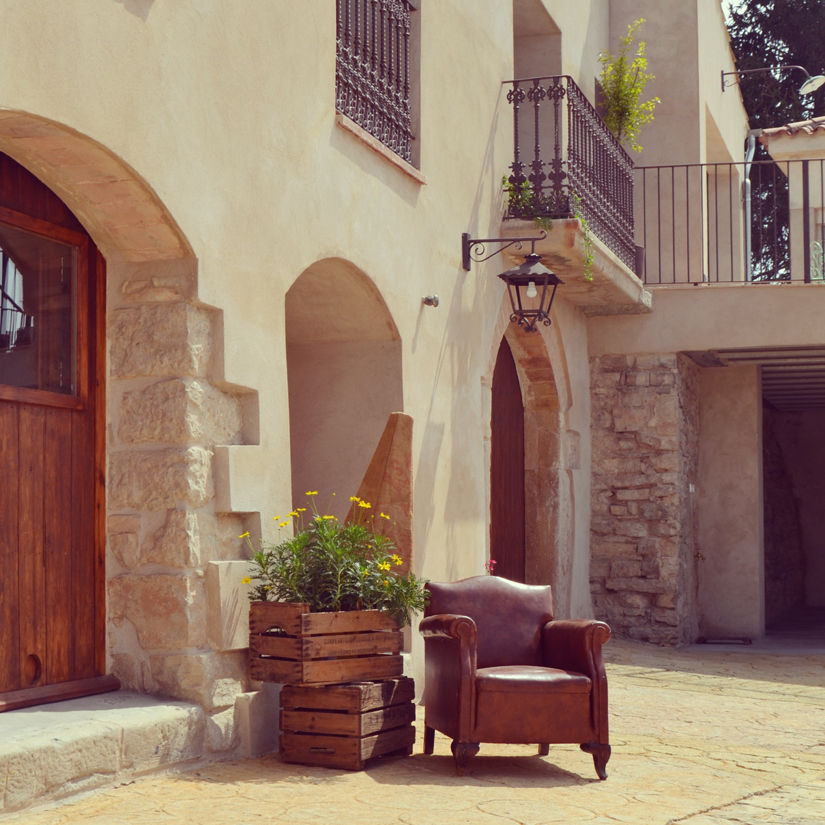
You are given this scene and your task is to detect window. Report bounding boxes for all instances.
[336,0,416,164]
[0,222,78,396]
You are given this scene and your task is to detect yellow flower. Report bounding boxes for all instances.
[289,511,299,517]
[272,516,281,521]
[358,500,372,509]
[349,495,361,502]
[379,512,391,520]
[321,515,337,521]
[391,554,403,566]
[279,521,290,527]
[305,490,318,496]
[241,576,251,584]
[238,531,250,539]
[378,561,391,571]
[296,507,307,513]
[384,579,390,587]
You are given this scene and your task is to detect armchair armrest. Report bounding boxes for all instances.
[419,613,478,742]
[542,619,611,677]
[419,613,478,645]
[543,620,611,741]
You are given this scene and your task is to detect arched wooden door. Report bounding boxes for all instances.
[0,153,113,711]
[490,336,525,582]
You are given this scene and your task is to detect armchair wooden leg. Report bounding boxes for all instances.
[580,742,611,780]
[538,744,550,756]
[451,740,479,775]
[423,725,435,754]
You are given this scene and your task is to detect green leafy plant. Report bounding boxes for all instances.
[241,492,428,626]
[503,175,533,214]
[570,191,594,281]
[598,18,659,152]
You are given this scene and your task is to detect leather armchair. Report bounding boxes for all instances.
[419,575,611,778]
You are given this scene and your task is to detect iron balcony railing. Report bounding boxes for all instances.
[636,158,825,285]
[504,75,637,272]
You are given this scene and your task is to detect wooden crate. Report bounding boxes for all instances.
[280,677,415,770]
[249,601,403,686]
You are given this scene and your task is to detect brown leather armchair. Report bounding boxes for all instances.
[419,575,611,778]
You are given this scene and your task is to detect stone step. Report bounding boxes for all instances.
[0,691,209,815]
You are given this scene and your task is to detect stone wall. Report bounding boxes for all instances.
[106,259,256,753]
[590,353,699,645]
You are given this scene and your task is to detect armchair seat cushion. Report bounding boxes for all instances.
[476,665,592,694]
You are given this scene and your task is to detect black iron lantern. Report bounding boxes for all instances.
[498,252,562,332]
[461,231,563,333]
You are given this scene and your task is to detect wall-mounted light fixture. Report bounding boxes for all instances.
[462,231,563,333]
[721,64,825,96]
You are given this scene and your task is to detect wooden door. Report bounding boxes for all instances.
[490,337,525,582]
[0,154,113,711]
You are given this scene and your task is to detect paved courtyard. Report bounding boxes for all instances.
[2,639,823,825]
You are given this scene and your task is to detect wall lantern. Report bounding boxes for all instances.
[461,231,563,333]
[721,65,825,97]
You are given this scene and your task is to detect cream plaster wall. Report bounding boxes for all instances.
[0,0,759,770]
[696,366,764,639]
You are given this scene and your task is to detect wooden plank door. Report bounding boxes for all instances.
[0,154,114,711]
[490,337,526,582]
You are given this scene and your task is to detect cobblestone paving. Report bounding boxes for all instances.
[4,640,824,825]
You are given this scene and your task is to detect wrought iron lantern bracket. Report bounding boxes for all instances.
[461,231,547,271]
[460,231,562,333]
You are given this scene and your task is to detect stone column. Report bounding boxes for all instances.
[590,353,699,644]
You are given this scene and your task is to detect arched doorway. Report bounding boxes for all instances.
[488,325,563,601]
[490,336,525,581]
[285,258,403,519]
[0,152,111,708]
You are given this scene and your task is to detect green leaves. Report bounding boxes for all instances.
[598,18,659,153]
[246,510,427,626]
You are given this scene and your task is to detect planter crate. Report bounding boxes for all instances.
[280,676,415,769]
[249,601,403,686]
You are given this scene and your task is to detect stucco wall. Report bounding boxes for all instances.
[696,365,764,639]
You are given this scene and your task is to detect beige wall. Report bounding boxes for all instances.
[696,366,764,639]
[0,0,762,765]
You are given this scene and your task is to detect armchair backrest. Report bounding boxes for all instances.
[425,575,554,668]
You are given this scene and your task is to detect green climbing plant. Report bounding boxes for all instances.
[570,192,594,281]
[598,18,659,153]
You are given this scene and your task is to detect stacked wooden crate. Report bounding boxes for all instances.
[280,676,415,769]
[249,603,414,769]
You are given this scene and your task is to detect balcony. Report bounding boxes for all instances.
[636,158,825,285]
[501,75,649,315]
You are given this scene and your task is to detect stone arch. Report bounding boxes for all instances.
[286,257,403,519]
[487,310,565,606]
[0,109,190,262]
[0,110,256,719]
[505,326,562,590]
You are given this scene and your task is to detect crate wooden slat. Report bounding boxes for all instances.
[249,602,403,686]
[280,676,415,770]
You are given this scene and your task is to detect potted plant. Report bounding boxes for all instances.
[598,18,659,153]
[244,492,428,686]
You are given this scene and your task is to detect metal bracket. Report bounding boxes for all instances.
[461,231,546,271]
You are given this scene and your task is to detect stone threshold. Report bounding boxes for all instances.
[0,690,210,815]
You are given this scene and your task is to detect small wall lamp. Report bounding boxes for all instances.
[721,65,825,96]
[461,231,563,333]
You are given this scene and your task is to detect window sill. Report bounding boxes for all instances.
[335,113,426,186]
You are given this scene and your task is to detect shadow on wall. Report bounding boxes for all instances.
[285,258,403,519]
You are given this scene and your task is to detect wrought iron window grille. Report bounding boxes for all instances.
[336,0,415,164]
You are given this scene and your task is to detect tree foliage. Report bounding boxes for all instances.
[727,0,825,128]
[598,18,659,152]
[727,1,825,279]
